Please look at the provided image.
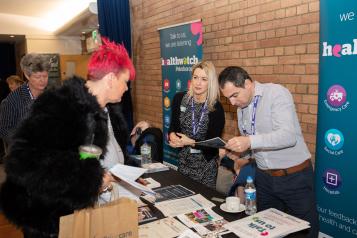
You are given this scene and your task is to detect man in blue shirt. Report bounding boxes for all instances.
[219,66,318,238]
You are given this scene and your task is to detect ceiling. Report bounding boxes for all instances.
[0,0,98,36]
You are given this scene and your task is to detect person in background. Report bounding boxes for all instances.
[0,38,135,238]
[219,149,256,203]
[0,77,10,103]
[128,120,163,163]
[169,61,225,189]
[0,54,50,149]
[6,75,25,92]
[218,66,318,238]
[0,78,10,161]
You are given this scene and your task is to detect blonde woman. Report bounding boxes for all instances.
[169,61,225,188]
[6,75,24,92]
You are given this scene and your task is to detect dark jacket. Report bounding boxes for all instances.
[169,92,225,161]
[0,76,128,237]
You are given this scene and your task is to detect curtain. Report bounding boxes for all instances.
[98,0,134,132]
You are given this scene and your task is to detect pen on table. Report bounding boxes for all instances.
[191,198,203,207]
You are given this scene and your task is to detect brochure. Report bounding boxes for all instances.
[195,137,226,149]
[153,185,195,202]
[144,177,161,189]
[155,194,216,217]
[109,164,155,196]
[139,217,188,238]
[177,208,223,228]
[138,205,158,224]
[224,208,310,238]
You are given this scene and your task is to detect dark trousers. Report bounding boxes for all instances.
[256,164,319,238]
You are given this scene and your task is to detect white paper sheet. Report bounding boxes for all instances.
[155,194,216,217]
[109,164,155,195]
[139,217,188,238]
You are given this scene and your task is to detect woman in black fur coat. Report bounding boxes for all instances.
[0,38,135,237]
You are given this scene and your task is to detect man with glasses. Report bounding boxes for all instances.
[218,66,318,238]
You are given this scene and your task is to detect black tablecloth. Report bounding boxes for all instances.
[145,169,309,238]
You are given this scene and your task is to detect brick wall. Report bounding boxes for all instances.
[130,0,319,161]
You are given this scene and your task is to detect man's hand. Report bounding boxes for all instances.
[219,148,240,160]
[100,171,115,192]
[225,136,251,152]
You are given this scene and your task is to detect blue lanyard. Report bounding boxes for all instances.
[241,95,259,136]
[191,97,208,136]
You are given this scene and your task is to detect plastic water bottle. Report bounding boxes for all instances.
[245,176,257,215]
[140,140,151,165]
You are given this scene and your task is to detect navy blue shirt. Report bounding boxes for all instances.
[0,83,33,144]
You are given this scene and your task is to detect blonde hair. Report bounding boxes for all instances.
[6,75,24,85]
[189,61,220,111]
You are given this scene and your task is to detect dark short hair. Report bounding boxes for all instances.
[218,66,252,89]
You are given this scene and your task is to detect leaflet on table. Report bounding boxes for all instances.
[109,164,155,196]
[177,208,223,228]
[195,137,226,148]
[193,219,229,237]
[139,217,188,238]
[142,162,170,173]
[143,177,161,189]
[154,194,215,217]
[223,208,310,238]
[154,184,195,202]
[177,229,202,238]
[138,205,158,224]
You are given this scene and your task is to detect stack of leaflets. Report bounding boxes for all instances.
[142,162,170,173]
[224,208,310,238]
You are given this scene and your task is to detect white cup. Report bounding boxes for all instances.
[226,196,240,211]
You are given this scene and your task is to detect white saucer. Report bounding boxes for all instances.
[220,203,245,213]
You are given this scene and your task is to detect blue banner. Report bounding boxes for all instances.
[316,1,357,237]
[159,21,203,168]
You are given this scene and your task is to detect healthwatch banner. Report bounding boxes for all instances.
[158,20,203,168]
[316,1,357,237]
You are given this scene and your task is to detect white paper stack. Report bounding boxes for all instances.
[142,162,170,173]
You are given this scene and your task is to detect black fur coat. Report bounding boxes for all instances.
[0,76,128,237]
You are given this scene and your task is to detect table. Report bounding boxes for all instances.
[146,169,309,238]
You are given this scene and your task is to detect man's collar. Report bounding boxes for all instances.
[254,81,263,97]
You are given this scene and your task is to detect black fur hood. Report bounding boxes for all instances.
[0,76,127,236]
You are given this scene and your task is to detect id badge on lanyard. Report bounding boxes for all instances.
[190,148,201,154]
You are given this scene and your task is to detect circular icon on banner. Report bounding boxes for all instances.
[163,79,170,92]
[176,79,182,90]
[164,115,170,128]
[164,96,170,109]
[324,129,344,151]
[322,169,342,190]
[187,80,191,90]
[326,85,346,107]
